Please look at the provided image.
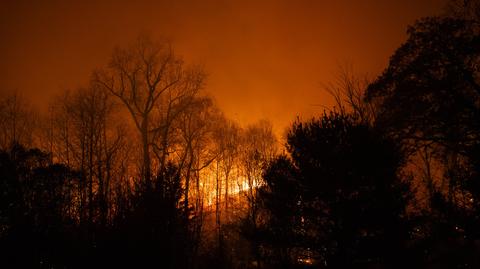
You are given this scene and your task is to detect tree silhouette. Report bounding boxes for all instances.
[9,16,480,267]
[0,93,36,150]
[0,144,79,268]
[94,36,205,188]
[366,15,480,155]
[366,7,480,267]
[259,112,411,268]
[105,163,189,269]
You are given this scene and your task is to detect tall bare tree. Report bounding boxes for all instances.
[94,36,205,188]
[241,120,278,229]
[0,92,36,150]
[46,83,127,226]
[214,118,241,223]
[324,65,376,124]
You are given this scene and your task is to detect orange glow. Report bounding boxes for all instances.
[0,0,445,136]
[198,167,262,208]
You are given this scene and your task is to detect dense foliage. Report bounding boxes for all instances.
[258,113,411,268]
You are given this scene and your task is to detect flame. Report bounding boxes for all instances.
[197,172,262,208]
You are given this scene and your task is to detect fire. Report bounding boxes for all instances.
[197,171,263,208]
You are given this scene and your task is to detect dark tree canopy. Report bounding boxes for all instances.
[366,9,480,267]
[259,113,411,268]
[366,15,480,155]
[0,144,79,268]
[0,144,190,269]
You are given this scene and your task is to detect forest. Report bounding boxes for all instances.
[1,1,480,268]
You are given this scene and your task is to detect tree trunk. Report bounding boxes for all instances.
[141,117,151,189]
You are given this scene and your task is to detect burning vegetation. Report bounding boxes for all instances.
[2,1,480,268]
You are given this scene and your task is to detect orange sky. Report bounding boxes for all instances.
[0,0,445,137]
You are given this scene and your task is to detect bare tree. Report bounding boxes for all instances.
[216,118,241,222]
[209,116,241,255]
[46,83,127,226]
[240,120,278,229]
[94,36,205,188]
[324,65,377,124]
[0,92,36,150]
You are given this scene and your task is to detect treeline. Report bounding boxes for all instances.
[2,0,480,268]
[252,2,480,268]
[0,36,278,269]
